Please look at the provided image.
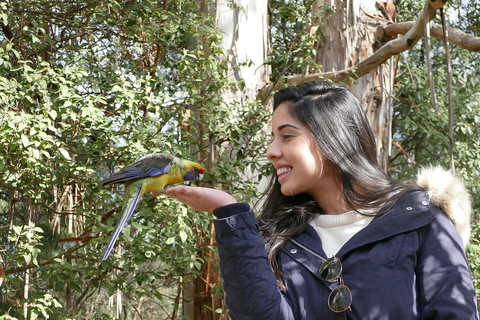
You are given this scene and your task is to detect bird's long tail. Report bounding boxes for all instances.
[101,184,143,261]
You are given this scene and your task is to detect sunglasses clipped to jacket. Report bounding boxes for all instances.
[291,239,353,313]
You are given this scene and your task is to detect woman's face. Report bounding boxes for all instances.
[266,103,337,199]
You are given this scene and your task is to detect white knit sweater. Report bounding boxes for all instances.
[309,209,376,258]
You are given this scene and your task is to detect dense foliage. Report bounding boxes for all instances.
[1,0,479,319]
[267,0,334,82]
[0,1,269,319]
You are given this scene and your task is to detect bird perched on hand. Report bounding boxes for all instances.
[99,153,205,261]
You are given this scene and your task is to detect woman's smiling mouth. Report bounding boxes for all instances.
[276,167,292,181]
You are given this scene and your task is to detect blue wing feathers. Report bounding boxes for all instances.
[100,165,170,186]
[101,185,143,261]
[100,153,173,186]
[100,169,144,185]
[146,166,170,177]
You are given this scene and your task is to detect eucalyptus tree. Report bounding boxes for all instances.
[1,0,479,319]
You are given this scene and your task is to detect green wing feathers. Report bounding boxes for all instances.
[101,182,143,261]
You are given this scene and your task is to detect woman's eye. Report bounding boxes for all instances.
[282,134,294,140]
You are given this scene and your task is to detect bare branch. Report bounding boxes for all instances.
[392,140,418,165]
[441,8,455,173]
[382,22,480,52]
[424,13,439,113]
[258,0,460,99]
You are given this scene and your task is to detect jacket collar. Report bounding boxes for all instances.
[337,187,434,257]
[288,187,435,260]
[416,166,471,247]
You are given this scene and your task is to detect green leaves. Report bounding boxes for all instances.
[1,0,271,318]
[267,0,329,81]
[8,224,44,268]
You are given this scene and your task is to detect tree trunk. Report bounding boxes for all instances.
[185,1,393,318]
[216,0,271,96]
[315,0,396,171]
[181,1,270,319]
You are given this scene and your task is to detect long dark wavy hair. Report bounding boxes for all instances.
[257,81,411,285]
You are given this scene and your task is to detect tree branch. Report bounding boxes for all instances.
[392,140,418,165]
[5,242,89,276]
[1,22,14,41]
[258,0,462,99]
[441,8,455,173]
[424,11,439,113]
[381,22,480,52]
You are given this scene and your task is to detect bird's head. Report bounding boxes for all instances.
[182,162,205,181]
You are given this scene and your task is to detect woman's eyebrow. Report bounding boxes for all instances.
[271,124,301,136]
[277,124,300,131]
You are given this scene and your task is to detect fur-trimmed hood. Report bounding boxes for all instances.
[416,166,472,248]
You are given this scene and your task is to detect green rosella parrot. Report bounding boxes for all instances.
[100,153,205,261]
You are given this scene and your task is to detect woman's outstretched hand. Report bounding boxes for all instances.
[163,186,237,213]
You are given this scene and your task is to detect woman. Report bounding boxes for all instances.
[165,81,478,319]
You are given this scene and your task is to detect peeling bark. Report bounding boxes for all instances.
[259,0,451,95]
[381,21,480,51]
[314,0,396,170]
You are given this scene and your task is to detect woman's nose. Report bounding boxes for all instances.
[266,140,281,160]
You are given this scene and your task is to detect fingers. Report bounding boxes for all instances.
[163,186,204,211]
[163,186,193,200]
[163,186,237,213]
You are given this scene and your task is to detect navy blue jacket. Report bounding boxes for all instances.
[213,188,479,319]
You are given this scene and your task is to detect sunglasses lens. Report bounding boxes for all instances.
[319,257,342,281]
[328,285,352,313]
